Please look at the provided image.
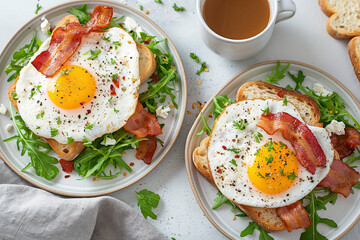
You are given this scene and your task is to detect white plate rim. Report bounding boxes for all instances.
[185,60,360,240]
[0,0,187,197]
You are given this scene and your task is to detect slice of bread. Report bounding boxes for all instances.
[348,36,360,81]
[318,0,360,39]
[8,15,156,161]
[192,81,323,232]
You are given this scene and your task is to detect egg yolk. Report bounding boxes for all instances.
[47,65,96,109]
[248,140,298,195]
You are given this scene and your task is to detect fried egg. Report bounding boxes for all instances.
[208,99,334,208]
[16,27,140,144]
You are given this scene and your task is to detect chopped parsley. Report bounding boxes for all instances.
[266,155,273,165]
[139,5,143,10]
[261,107,269,116]
[101,36,111,42]
[283,96,287,106]
[279,169,285,176]
[57,117,61,125]
[11,93,18,101]
[108,97,113,102]
[110,58,116,64]
[173,3,185,12]
[253,132,263,143]
[136,189,160,219]
[189,53,200,63]
[226,148,240,154]
[287,172,297,180]
[113,41,121,49]
[264,139,276,152]
[258,172,265,179]
[85,123,94,130]
[231,159,238,167]
[114,108,119,113]
[254,149,261,156]
[29,89,36,99]
[36,126,40,129]
[87,50,101,60]
[35,3,41,14]
[61,69,70,75]
[196,61,207,75]
[50,127,59,137]
[36,112,44,119]
[67,137,74,144]
[279,141,286,148]
[154,0,162,3]
[233,120,248,130]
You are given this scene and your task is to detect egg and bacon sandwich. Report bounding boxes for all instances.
[193,81,360,232]
[7,6,160,164]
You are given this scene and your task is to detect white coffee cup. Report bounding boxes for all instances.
[196,0,296,60]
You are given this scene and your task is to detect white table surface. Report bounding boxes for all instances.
[1,0,360,239]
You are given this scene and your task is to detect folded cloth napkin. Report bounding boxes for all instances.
[0,161,166,240]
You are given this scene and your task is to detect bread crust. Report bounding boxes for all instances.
[7,15,156,161]
[318,0,335,17]
[192,81,327,232]
[348,37,360,81]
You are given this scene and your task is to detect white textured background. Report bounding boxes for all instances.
[0,0,359,239]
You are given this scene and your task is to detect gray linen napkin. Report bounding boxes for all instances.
[0,161,166,240]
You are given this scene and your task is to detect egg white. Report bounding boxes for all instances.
[208,99,334,208]
[16,27,140,144]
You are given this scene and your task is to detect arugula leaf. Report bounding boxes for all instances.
[173,4,185,12]
[213,95,234,119]
[264,61,290,85]
[196,113,212,136]
[139,5,143,11]
[67,4,91,25]
[190,53,200,63]
[5,30,41,82]
[212,191,246,216]
[4,103,59,180]
[154,0,163,3]
[283,96,287,106]
[261,107,269,116]
[196,61,207,75]
[35,3,41,14]
[241,221,274,240]
[301,190,337,240]
[136,189,160,219]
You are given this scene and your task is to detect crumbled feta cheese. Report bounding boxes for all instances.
[156,105,171,119]
[6,124,13,132]
[0,104,7,115]
[40,17,51,35]
[325,120,345,135]
[100,138,116,146]
[313,83,332,96]
[124,17,143,36]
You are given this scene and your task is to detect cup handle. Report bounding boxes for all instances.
[276,0,296,23]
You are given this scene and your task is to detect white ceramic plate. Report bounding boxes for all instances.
[0,0,186,196]
[185,60,360,240]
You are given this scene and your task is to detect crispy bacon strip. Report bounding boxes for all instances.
[318,158,360,197]
[124,102,162,164]
[276,201,311,232]
[330,127,360,159]
[32,6,113,77]
[257,112,326,174]
[124,102,162,138]
[136,136,157,164]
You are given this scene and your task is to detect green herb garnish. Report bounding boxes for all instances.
[196,113,212,136]
[253,132,263,143]
[197,61,207,75]
[101,36,111,42]
[283,96,287,106]
[139,5,143,10]
[287,172,297,180]
[110,58,116,64]
[136,189,160,219]
[173,4,185,11]
[35,3,41,14]
[241,221,274,239]
[67,4,91,25]
[50,128,59,137]
[114,108,119,113]
[231,159,238,167]
[226,148,240,154]
[279,169,285,176]
[113,41,121,49]
[11,92,18,101]
[67,137,74,144]
[262,107,269,116]
[154,0,162,3]
[61,69,70,75]
[264,60,290,85]
[233,120,248,130]
[266,155,273,165]
[87,50,101,60]
[85,123,94,130]
[36,112,44,119]
[258,172,265,179]
[57,117,61,125]
[190,53,200,63]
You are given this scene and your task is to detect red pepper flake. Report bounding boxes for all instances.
[85,121,89,126]
[64,175,70,179]
[232,139,236,142]
[151,74,158,83]
[112,79,120,88]
[59,159,73,173]
[130,162,134,166]
[235,155,240,158]
[122,76,125,80]
[120,61,123,64]
[110,84,116,96]
[79,101,85,106]
[217,169,223,174]
[143,39,151,45]
[206,130,209,135]
[217,151,221,154]
[277,89,284,98]
[258,212,261,217]
[222,146,226,150]
[87,109,91,114]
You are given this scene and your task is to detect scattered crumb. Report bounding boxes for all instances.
[204,67,209,72]
[196,113,199,118]
[0,104,8,115]
[187,111,191,114]
[197,80,202,85]
[123,152,126,155]
[6,124,13,132]
[65,175,70,179]
[170,105,175,108]
[123,172,127,176]
[171,66,176,71]
[145,10,149,14]
[192,103,196,109]
[209,112,213,118]
[232,216,236,221]
[93,177,99,181]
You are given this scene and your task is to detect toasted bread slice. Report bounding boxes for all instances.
[348,36,360,82]
[318,0,360,39]
[193,81,323,232]
[8,15,156,161]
